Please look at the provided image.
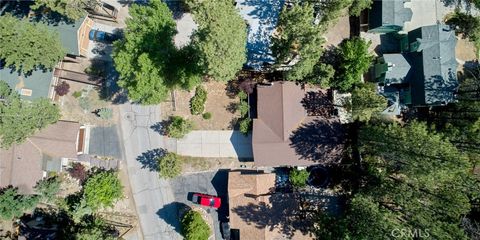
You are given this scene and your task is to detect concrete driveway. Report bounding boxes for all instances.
[169,171,229,240]
[175,131,253,158]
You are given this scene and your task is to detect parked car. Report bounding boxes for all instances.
[191,193,221,209]
[89,29,120,43]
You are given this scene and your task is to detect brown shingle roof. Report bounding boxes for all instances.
[0,121,80,193]
[253,82,345,167]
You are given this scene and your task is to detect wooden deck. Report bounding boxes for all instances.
[54,68,103,86]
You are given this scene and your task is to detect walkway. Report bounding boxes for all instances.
[174,131,253,158]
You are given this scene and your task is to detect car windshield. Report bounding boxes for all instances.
[209,198,215,206]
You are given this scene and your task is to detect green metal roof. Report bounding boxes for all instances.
[45,16,85,56]
[383,54,411,85]
[0,68,53,100]
[369,0,412,32]
[407,24,458,106]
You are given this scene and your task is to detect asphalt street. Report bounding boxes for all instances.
[119,103,182,240]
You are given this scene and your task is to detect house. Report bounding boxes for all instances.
[228,170,312,240]
[236,0,285,69]
[252,82,345,167]
[0,15,94,100]
[373,24,458,114]
[367,0,413,33]
[0,121,85,194]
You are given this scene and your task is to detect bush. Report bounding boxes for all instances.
[72,91,82,98]
[181,210,211,240]
[239,118,251,135]
[289,169,309,188]
[97,108,113,120]
[83,171,123,210]
[202,112,212,120]
[167,116,194,139]
[78,97,91,111]
[237,91,247,100]
[54,81,70,96]
[190,86,208,115]
[34,176,61,203]
[158,152,182,178]
[68,162,87,183]
[238,101,250,117]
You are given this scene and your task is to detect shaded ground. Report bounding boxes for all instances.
[323,13,350,47]
[161,81,241,130]
[456,38,478,72]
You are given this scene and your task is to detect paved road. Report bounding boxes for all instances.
[118,103,182,240]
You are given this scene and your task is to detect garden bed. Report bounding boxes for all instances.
[161,81,241,130]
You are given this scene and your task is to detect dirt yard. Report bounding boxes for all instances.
[456,37,478,73]
[161,81,241,130]
[57,81,118,126]
[323,13,351,48]
[181,156,254,174]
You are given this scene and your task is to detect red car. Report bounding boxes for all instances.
[192,193,221,209]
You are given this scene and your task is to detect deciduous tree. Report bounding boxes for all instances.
[332,37,373,92]
[0,82,60,149]
[83,171,123,210]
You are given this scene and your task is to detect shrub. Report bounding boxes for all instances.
[202,112,212,120]
[72,91,82,98]
[238,101,250,117]
[97,108,113,120]
[167,116,194,139]
[158,152,182,178]
[68,162,87,183]
[83,171,123,210]
[78,97,91,111]
[181,210,211,240]
[239,118,251,135]
[190,86,208,115]
[237,91,247,100]
[34,176,61,203]
[289,168,309,188]
[54,81,70,96]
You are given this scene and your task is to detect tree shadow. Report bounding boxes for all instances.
[156,202,190,234]
[289,119,346,164]
[231,192,314,238]
[210,170,229,222]
[136,148,167,172]
[150,119,172,136]
[301,91,334,117]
